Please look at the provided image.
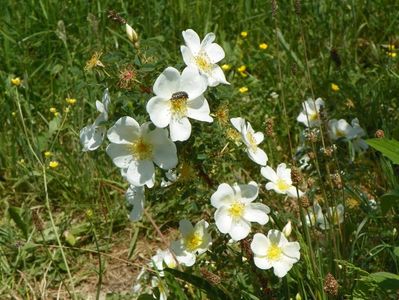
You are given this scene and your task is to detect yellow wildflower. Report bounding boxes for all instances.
[221,64,231,71]
[11,77,22,86]
[259,43,268,50]
[240,31,248,38]
[54,112,60,117]
[331,83,340,92]
[85,51,105,71]
[388,44,395,51]
[65,97,77,105]
[50,107,57,113]
[388,52,397,58]
[49,161,59,168]
[44,151,52,158]
[239,86,248,93]
[237,65,246,73]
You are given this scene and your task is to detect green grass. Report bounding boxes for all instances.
[1,0,399,299]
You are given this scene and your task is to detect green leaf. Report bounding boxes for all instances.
[49,116,61,136]
[8,207,29,239]
[368,272,399,291]
[379,189,399,215]
[165,268,231,300]
[393,247,399,258]
[366,138,399,164]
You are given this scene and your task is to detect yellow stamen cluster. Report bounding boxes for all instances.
[214,104,229,125]
[245,131,257,151]
[185,232,203,252]
[195,54,212,72]
[276,179,290,192]
[131,138,153,160]
[267,244,282,261]
[229,202,245,218]
[170,93,188,118]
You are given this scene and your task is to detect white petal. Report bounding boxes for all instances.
[200,32,215,48]
[267,229,287,246]
[247,147,268,166]
[106,143,133,168]
[180,45,196,67]
[253,132,264,145]
[179,219,194,238]
[261,166,279,182]
[153,67,180,99]
[186,96,213,122]
[180,67,207,99]
[253,257,273,270]
[171,240,196,267]
[273,261,293,278]
[244,203,270,225]
[149,128,178,170]
[286,186,303,198]
[80,125,106,151]
[265,182,278,192]
[125,186,145,221]
[229,219,251,241]
[230,117,245,132]
[207,65,229,87]
[182,29,201,54]
[146,96,172,128]
[211,183,235,208]
[237,183,259,203]
[296,112,309,127]
[282,242,300,261]
[251,233,270,256]
[170,117,191,142]
[205,43,225,63]
[214,207,233,234]
[107,116,140,144]
[126,159,155,187]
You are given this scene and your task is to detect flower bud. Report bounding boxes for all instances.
[126,23,138,43]
[282,220,292,237]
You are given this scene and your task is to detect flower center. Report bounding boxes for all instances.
[185,232,203,252]
[308,111,318,121]
[195,54,212,72]
[245,132,258,151]
[276,178,290,192]
[170,91,188,119]
[131,138,153,160]
[336,129,345,137]
[267,244,282,261]
[229,202,245,218]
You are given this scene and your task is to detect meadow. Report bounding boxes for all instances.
[1,0,399,299]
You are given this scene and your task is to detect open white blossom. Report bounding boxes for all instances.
[171,219,212,267]
[80,88,110,151]
[106,117,177,188]
[251,230,300,278]
[151,248,178,276]
[230,117,268,166]
[349,118,368,153]
[261,163,304,198]
[146,67,213,142]
[211,182,270,241]
[180,29,229,87]
[125,185,145,221]
[319,204,344,230]
[328,119,353,140]
[297,98,325,128]
[304,202,324,227]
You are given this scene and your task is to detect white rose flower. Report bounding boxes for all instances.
[125,185,145,221]
[80,88,111,151]
[250,230,300,278]
[211,182,270,241]
[230,117,268,166]
[106,117,178,188]
[261,163,304,198]
[180,29,229,87]
[171,219,212,267]
[151,248,178,276]
[146,67,213,142]
[297,98,325,128]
